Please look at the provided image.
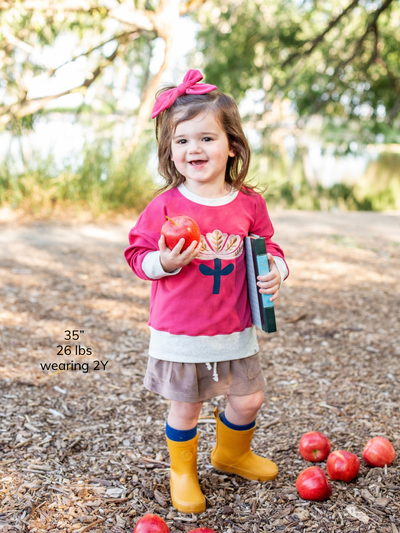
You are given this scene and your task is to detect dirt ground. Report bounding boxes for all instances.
[0,210,399,533]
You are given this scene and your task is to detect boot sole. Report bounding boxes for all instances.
[211,457,278,482]
[171,496,206,514]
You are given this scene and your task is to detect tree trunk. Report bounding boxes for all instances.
[129,0,180,151]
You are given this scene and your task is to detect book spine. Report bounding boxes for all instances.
[256,254,274,309]
[252,238,277,333]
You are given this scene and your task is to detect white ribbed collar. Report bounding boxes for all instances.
[177,182,239,206]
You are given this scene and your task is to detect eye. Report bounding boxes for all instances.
[177,139,187,144]
[202,137,212,142]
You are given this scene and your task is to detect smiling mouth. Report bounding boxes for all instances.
[189,160,208,166]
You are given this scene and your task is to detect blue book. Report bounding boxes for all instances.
[244,235,277,333]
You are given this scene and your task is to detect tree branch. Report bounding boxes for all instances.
[3,30,35,55]
[0,0,187,129]
[376,54,400,123]
[0,44,120,124]
[48,30,141,77]
[10,1,157,31]
[376,57,400,92]
[282,0,360,68]
[342,0,394,67]
[365,21,379,68]
[278,0,396,109]
[107,4,155,30]
[2,28,56,72]
[387,93,400,124]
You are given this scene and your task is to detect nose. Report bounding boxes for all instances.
[188,141,203,154]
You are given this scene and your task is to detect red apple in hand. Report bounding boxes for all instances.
[326,450,360,482]
[299,431,331,462]
[362,437,396,467]
[296,466,332,501]
[133,514,170,533]
[161,215,201,252]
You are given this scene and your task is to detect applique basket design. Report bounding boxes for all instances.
[198,229,243,294]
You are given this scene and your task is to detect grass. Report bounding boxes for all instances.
[0,138,157,219]
[248,150,400,211]
[1,138,399,219]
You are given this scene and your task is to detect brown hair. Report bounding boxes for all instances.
[154,86,262,195]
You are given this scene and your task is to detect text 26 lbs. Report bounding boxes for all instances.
[57,345,92,356]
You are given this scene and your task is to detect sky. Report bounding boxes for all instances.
[27,16,199,110]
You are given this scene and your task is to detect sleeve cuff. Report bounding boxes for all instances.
[273,256,288,289]
[142,251,182,280]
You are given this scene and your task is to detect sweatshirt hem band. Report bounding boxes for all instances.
[148,325,259,362]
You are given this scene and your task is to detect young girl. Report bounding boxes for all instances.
[124,69,289,514]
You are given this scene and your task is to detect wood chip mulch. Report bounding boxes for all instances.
[0,211,399,533]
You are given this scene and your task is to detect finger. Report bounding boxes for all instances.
[192,241,202,257]
[190,239,202,255]
[267,253,276,267]
[257,272,275,282]
[269,289,280,302]
[172,238,185,254]
[259,282,280,295]
[159,234,167,252]
[259,281,279,293]
[257,277,280,289]
[190,240,200,257]
[258,291,277,304]
[181,240,197,258]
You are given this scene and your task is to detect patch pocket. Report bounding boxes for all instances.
[243,354,262,380]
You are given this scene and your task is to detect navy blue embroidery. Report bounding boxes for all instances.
[199,258,234,294]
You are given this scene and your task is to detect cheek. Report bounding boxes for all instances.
[171,146,184,162]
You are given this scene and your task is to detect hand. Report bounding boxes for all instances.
[159,235,202,273]
[256,253,281,302]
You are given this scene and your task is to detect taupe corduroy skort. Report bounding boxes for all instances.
[143,354,266,403]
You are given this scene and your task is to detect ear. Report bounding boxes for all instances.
[228,148,235,158]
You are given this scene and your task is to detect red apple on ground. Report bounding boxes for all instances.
[326,450,360,482]
[133,514,170,533]
[362,437,396,467]
[299,431,331,462]
[161,215,201,251]
[296,466,333,501]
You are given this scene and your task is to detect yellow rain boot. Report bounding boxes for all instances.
[211,407,278,482]
[166,433,206,514]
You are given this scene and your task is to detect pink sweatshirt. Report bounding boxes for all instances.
[124,183,288,363]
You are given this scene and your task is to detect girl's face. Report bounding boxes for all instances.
[170,111,235,193]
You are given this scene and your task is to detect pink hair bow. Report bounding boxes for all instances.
[151,69,217,118]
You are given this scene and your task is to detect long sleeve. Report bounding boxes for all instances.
[249,194,289,281]
[124,204,181,281]
[124,213,159,281]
